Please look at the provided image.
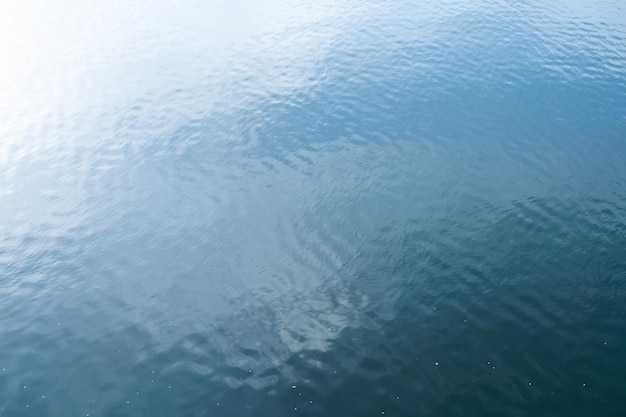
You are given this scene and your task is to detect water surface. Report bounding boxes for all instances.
[1,0,626,416]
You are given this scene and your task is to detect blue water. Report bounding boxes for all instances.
[1,0,626,416]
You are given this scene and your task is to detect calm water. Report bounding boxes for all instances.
[1,0,626,416]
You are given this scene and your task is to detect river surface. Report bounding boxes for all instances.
[1,1,626,416]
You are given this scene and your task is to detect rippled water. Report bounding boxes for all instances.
[1,0,626,416]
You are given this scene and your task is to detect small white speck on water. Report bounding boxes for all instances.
[136,391,139,395]
[41,395,46,399]
[604,342,607,345]
[487,361,491,365]
[126,400,130,404]
[292,385,297,389]
[57,322,61,326]
[435,362,439,366]
[23,386,27,389]
[217,403,220,406]
[309,400,313,404]
[248,369,252,373]
[152,370,155,374]
[151,380,154,383]
[26,405,29,408]
[168,385,171,389]
[294,407,297,411]
[381,411,385,415]
[583,383,586,387]
[396,396,400,400]
[492,366,496,370]
[464,319,467,323]
[528,382,532,386]
[299,393,302,396]
[433,307,436,310]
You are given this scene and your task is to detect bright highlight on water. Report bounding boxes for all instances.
[1,0,625,416]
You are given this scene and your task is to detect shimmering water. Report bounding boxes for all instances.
[1,0,626,416]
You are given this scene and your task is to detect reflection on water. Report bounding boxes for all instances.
[1,0,626,416]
